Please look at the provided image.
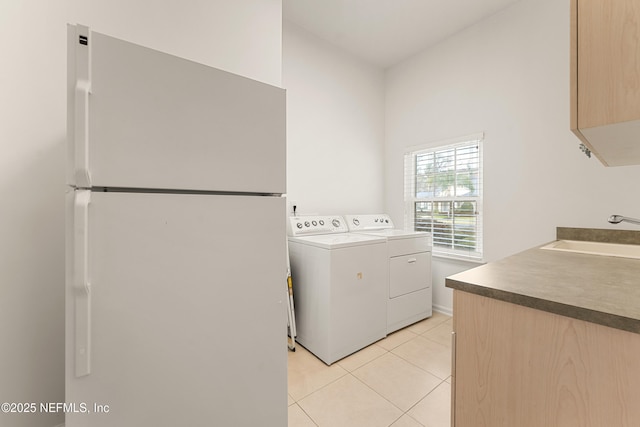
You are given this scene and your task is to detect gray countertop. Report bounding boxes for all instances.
[446,230,640,334]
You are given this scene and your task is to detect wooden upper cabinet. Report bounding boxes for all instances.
[571,0,640,166]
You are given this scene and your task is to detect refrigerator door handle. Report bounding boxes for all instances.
[74,24,91,188]
[74,82,91,188]
[74,190,92,376]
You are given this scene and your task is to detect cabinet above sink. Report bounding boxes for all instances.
[570,0,640,166]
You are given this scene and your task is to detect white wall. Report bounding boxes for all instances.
[385,0,640,314]
[283,22,386,215]
[0,1,281,426]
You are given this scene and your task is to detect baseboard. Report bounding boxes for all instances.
[433,304,452,317]
[53,423,65,427]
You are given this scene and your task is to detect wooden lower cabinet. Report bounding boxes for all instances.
[451,290,640,427]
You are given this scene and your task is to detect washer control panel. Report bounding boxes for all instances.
[344,214,394,231]
[288,215,348,236]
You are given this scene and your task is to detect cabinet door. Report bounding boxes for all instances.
[452,290,640,427]
[571,0,640,166]
[577,0,640,129]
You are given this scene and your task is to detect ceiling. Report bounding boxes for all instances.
[283,0,522,68]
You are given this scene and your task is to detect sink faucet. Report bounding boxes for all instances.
[608,215,640,226]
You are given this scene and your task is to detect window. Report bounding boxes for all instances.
[404,133,483,260]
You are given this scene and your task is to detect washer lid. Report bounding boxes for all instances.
[288,233,386,249]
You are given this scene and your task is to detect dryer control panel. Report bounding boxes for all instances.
[344,214,394,231]
[288,215,348,236]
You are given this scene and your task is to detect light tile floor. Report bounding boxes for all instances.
[288,312,452,427]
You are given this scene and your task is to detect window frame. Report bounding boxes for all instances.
[404,133,484,262]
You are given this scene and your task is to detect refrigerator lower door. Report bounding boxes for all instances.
[65,191,287,427]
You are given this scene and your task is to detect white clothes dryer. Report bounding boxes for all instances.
[344,214,432,333]
[287,215,388,365]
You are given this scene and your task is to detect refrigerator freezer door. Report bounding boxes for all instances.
[66,191,287,427]
[67,25,285,194]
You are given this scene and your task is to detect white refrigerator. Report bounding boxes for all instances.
[65,25,287,426]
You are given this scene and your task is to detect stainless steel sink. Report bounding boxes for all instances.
[541,240,640,260]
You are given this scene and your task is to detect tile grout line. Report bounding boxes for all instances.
[388,337,451,383]
[291,366,350,403]
[293,401,320,427]
[347,362,440,427]
[346,343,448,425]
[293,343,392,405]
[288,315,453,426]
[404,377,449,412]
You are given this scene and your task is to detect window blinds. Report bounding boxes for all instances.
[404,134,483,260]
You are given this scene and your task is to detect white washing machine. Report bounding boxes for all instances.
[344,214,432,334]
[287,215,388,365]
